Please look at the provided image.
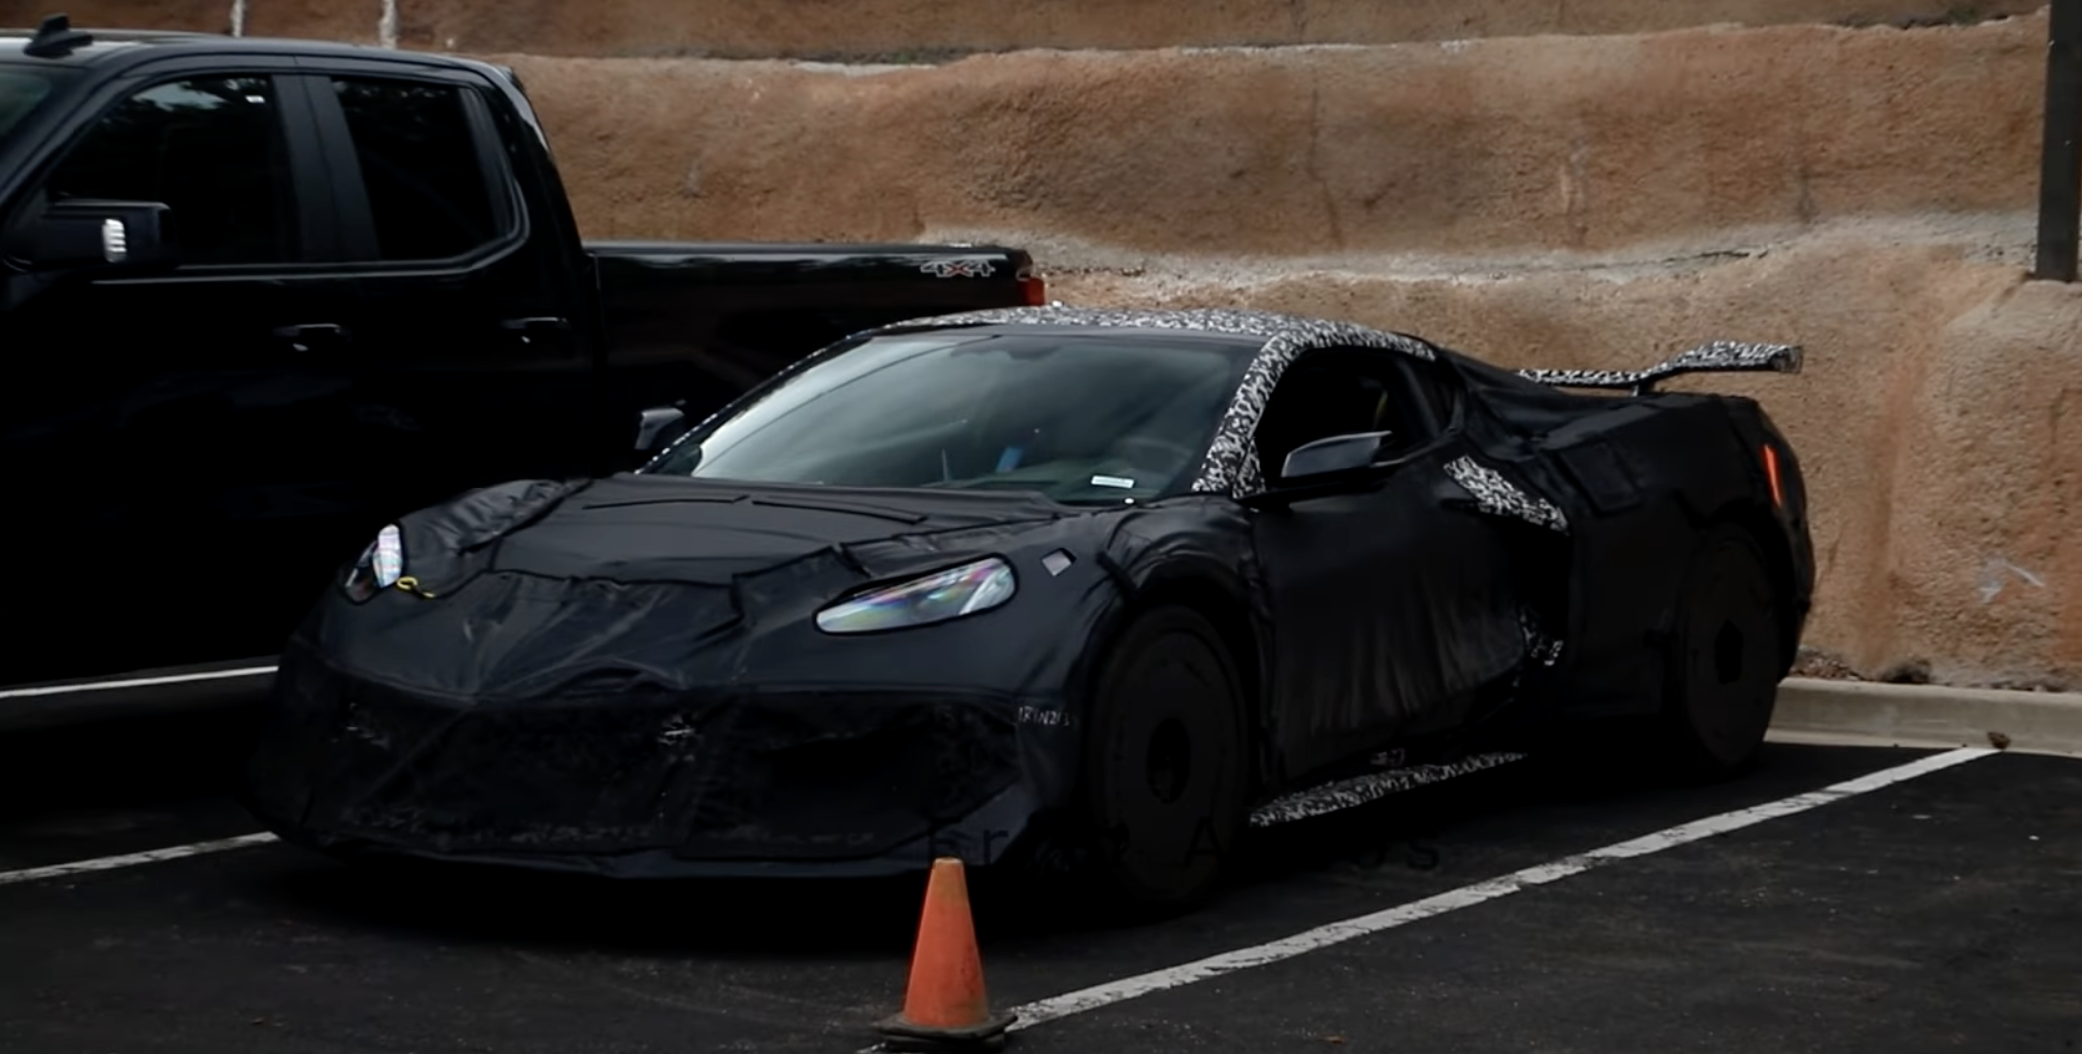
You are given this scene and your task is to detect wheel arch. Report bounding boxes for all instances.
[1701,499,1802,679]
[1086,563,1270,793]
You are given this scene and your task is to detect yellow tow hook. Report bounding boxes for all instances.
[394,576,437,599]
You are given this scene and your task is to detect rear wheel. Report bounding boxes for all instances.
[1656,524,1783,779]
[1081,605,1249,917]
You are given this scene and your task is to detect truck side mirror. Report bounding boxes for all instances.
[12,200,181,276]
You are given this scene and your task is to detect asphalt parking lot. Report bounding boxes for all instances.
[2,705,2078,1054]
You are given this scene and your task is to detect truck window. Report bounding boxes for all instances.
[34,76,296,266]
[0,66,79,146]
[330,76,501,262]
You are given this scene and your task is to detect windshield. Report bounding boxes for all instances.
[645,328,1255,504]
[0,64,77,148]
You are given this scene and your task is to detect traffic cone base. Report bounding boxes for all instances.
[874,1009,1017,1052]
[873,858,1016,1052]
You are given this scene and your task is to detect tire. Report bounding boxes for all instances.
[1656,523,1784,780]
[1080,605,1250,917]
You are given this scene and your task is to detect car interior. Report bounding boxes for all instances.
[1254,349,1451,485]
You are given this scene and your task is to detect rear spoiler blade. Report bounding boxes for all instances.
[1517,341,1802,394]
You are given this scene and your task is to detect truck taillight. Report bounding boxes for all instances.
[1017,267,1046,306]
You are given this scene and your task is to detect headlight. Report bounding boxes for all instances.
[342,524,404,603]
[815,557,1016,634]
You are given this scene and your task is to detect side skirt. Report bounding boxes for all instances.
[1247,619,1572,829]
[1247,750,1529,828]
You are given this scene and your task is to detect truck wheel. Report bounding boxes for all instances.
[1656,524,1783,780]
[1081,605,1249,917]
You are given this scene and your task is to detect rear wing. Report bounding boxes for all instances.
[1517,341,1802,395]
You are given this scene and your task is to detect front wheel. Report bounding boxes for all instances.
[1080,605,1250,917]
[1655,524,1784,780]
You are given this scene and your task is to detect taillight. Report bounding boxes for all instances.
[1761,442,1784,509]
[1017,266,1047,306]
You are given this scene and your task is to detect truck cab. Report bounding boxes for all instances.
[0,17,1042,721]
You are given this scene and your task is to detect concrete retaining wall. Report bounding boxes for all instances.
[495,15,2046,258]
[4,1,2050,56]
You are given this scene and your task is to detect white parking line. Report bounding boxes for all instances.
[0,665,277,700]
[985,746,1996,1036]
[0,833,280,887]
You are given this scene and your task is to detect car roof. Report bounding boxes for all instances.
[875,320,1269,350]
[878,306,1444,361]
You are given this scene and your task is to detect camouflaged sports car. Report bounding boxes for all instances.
[241,306,1812,913]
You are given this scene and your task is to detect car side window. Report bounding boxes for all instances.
[1403,355,1460,427]
[330,76,502,262]
[1253,348,1444,485]
[35,76,297,266]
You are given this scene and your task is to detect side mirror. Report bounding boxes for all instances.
[635,405,688,454]
[1278,429,1394,481]
[12,200,180,275]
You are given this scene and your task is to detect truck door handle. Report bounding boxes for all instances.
[501,316,570,332]
[501,316,571,346]
[273,323,350,352]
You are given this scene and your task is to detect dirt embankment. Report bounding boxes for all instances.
[3,0,2048,56]
[500,15,2044,261]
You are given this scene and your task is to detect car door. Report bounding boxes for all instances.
[294,60,601,515]
[0,61,360,686]
[1247,346,1537,782]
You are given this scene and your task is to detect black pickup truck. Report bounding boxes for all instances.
[0,16,1044,726]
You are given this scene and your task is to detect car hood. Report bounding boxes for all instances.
[398,473,1071,589]
[305,473,1112,702]
[294,469,1275,722]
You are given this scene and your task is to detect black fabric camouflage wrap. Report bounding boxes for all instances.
[1517,340,1802,392]
[1248,751,1529,827]
[1444,455,1570,534]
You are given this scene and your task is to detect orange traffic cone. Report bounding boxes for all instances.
[875,858,1017,1052]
